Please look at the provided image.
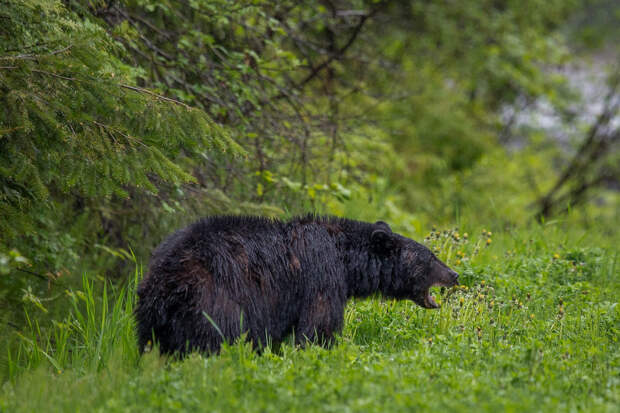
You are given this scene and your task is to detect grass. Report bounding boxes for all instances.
[0,222,618,412]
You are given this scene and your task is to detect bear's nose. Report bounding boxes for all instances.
[451,270,459,284]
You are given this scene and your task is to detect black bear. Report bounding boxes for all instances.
[136,215,458,355]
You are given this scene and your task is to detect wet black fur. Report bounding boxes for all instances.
[136,215,458,355]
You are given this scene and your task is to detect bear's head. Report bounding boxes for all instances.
[371,221,459,308]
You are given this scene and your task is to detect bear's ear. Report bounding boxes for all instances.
[375,221,392,232]
[371,229,395,254]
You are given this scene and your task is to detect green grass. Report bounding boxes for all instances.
[1,223,618,412]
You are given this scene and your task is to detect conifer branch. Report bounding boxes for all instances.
[0,44,73,60]
[119,84,192,109]
[27,68,192,109]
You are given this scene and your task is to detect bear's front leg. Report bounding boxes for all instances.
[294,293,344,348]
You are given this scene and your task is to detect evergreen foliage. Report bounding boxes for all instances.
[0,0,240,279]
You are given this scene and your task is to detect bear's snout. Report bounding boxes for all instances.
[448,269,459,286]
[429,258,459,288]
[414,259,460,309]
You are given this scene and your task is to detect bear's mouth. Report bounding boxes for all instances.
[422,281,458,309]
[423,289,439,308]
[418,259,460,309]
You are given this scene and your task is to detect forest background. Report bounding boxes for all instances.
[0,0,618,410]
